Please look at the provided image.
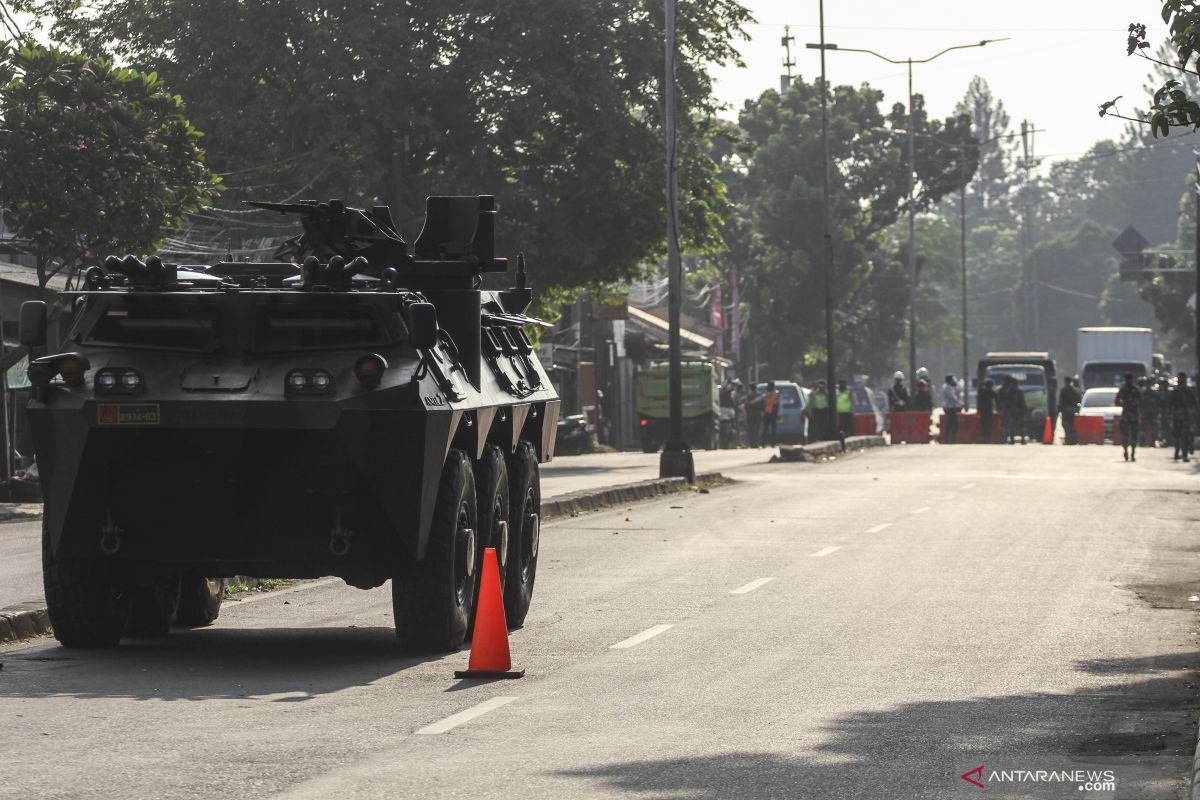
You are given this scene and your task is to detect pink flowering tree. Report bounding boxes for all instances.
[0,44,218,286]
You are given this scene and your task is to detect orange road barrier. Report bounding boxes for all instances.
[454,547,524,680]
[852,413,878,436]
[1074,415,1105,445]
[889,411,932,444]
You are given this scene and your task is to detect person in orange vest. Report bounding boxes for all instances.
[760,381,781,447]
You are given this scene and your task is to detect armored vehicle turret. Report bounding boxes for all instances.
[23,195,559,651]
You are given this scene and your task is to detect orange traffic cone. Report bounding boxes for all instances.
[1043,415,1054,445]
[455,547,524,679]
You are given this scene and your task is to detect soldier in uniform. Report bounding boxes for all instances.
[1137,377,1158,447]
[1058,376,1082,445]
[977,378,998,443]
[1155,376,1171,447]
[1115,372,1141,462]
[998,375,1027,444]
[1168,371,1197,462]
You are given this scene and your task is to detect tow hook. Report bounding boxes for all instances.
[329,508,353,557]
[100,509,122,555]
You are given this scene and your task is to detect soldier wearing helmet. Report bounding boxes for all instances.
[887,370,910,411]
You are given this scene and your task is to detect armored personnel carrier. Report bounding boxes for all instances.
[22,195,559,651]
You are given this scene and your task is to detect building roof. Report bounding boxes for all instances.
[626,304,714,350]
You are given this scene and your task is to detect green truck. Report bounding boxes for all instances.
[635,360,720,452]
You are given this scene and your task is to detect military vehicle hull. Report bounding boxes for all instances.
[24,195,560,651]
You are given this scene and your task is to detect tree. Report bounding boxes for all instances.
[1102,6,1200,137]
[953,76,1014,220]
[19,0,752,291]
[725,77,977,378]
[0,43,217,286]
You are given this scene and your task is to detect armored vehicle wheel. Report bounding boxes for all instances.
[393,449,478,652]
[175,574,224,627]
[468,445,510,637]
[504,440,540,628]
[41,520,131,648]
[126,573,182,637]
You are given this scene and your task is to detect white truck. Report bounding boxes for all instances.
[1077,327,1153,390]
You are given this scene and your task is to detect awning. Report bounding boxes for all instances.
[626,305,714,350]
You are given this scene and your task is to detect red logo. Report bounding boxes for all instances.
[961,765,985,788]
[97,404,119,425]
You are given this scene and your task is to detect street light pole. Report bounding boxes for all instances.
[659,0,694,481]
[810,38,1006,384]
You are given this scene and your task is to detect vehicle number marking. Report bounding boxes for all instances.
[422,393,447,407]
[97,403,160,426]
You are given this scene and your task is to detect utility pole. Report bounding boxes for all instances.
[659,0,693,481]
[818,1,836,437]
[906,59,917,382]
[1018,120,1041,348]
[781,26,796,93]
[959,147,969,409]
[1194,159,1200,393]
[731,267,741,368]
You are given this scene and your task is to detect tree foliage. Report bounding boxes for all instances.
[0,43,217,286]
[1104,4,1200,137]
[18,0,751,291]
[720,77,977,378]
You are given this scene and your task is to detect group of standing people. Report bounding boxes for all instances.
[1110,371,1196,462]
[886,369,966,442]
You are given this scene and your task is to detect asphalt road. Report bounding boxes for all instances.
[2,443,1199,799]
[0,447,774,611]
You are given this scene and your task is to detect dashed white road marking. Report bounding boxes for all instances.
[912,506,932,515]
[811,546,840,558]
[962,482,978,490]
[866,523,893,534]
[729,577,776,595]
[414,697,519,735]
[611,624,675,649]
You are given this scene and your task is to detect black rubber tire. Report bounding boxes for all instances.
[392,449,478,652]
[504,440,540,628]
[468,444,510,636]
[174,574,224,627]
[126,573,181,637]
[42,520,131,648]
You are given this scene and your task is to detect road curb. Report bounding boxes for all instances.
[540,471,726,521]
[0,601,51,644]
[776,434,888,463]
[1,475,729,644]
[0,503,43,524]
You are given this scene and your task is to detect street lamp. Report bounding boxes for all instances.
[659,0,693,481]
[806,38,1007,384]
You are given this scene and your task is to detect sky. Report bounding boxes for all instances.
[709,0,1189,169]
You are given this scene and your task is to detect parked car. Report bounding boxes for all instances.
[1077,387,1121,440]
[756,381,809,443]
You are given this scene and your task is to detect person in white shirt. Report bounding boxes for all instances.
[941,375,963,443]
